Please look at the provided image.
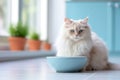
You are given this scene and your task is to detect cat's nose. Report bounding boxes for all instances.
[75,33,78,36]
[75,34,79,36]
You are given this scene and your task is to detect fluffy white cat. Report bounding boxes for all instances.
[55,17,120,71]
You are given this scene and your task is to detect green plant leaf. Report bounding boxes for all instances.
[30,32,40,40]
[9,22,28,38]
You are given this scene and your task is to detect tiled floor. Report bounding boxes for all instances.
[0,56,120,80]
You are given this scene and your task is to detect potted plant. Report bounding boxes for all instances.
[42,39,51,51]
[28,32,41,51]
[9,22,28,51]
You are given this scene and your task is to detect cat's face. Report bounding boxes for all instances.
[64,17,91,41]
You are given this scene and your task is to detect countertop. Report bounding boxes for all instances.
[0,56,120,80]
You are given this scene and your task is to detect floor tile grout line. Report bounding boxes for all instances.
[83,73,96,80]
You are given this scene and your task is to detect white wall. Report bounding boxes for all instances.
[48,0,65,46]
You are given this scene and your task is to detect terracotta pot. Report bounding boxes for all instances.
[8,37,26,51]
[42,42,51,51]
[28,40,41,51]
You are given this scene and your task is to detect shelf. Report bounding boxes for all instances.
[0,50,56,61]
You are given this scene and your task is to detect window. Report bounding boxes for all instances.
[21,0,48,40]
[0,0,10,36]
[0,0,48,40]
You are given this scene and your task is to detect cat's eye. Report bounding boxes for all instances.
[70,30,74,33]
[79,30,83,33]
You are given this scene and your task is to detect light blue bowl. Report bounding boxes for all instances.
[47,56,87,72]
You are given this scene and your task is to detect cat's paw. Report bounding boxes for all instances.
[83,65,93,71]
[91,68,97,71]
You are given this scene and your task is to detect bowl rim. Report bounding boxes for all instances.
[47,56,87,59]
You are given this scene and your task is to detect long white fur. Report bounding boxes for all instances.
[55,17,109,70]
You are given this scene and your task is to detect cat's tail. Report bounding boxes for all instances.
[107,62,120,70]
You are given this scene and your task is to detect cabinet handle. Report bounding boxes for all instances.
[115,3,119,8]
[107,2,112,7]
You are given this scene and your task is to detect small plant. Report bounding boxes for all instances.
[8,22,28,51]
[28,32,41,51]
[42,38,51,51]
[9,22,28,38]
[30,32,40,40]
[45,38,49,42]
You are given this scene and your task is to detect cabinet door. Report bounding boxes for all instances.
[114,2,120,51]
[66,2,113,51]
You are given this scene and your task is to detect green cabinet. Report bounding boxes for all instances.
[66,1,120,52]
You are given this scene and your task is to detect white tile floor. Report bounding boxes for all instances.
[0,57,120,80]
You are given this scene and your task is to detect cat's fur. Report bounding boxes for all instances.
[55,17,120,71]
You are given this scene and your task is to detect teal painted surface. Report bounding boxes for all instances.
[66,2,112,51]
[107,2,114,51]
[115,2,120,51]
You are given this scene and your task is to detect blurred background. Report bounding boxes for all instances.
[0,0,120,53]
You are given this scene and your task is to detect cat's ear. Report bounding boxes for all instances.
[83,17,88,23]
[81,17,88,24]
[64,18,72,24]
